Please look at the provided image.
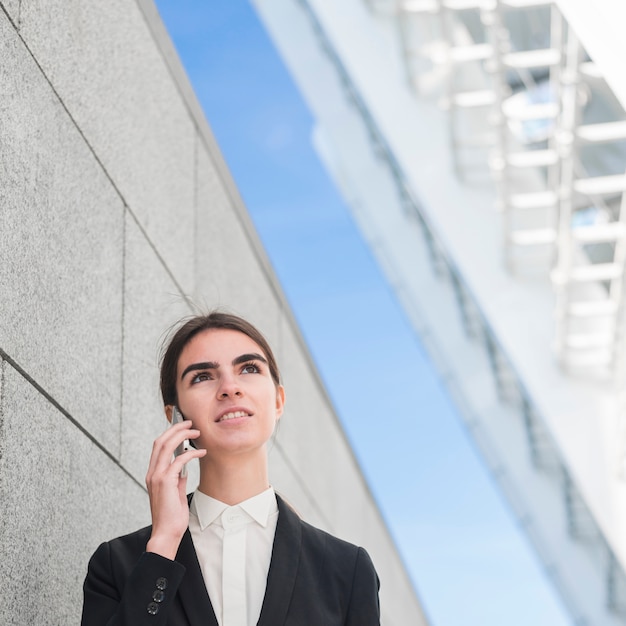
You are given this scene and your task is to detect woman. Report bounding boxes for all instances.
[82,311,380,625]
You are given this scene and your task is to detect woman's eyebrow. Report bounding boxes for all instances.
[180,361,218,381]
[180,354,267,381]
[232,353,267,366]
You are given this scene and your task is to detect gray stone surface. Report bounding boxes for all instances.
[120,211,191,483]
[0,358,4,461]
[195,141,281,346]
[0,13,125,454]
[0,0,20,25]
[275,316,351,498]
[19,0,198,295]
[0,360,149,626]
[268,441,332,530]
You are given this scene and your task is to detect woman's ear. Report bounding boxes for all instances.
[164,405,173,424]
[275,385,286,421]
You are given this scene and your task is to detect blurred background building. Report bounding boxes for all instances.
[249,0,626,624]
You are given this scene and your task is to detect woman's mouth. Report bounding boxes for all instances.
[218,410,250,422]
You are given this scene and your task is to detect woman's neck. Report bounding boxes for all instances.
[197,452,270,505]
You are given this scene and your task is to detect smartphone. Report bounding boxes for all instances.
[171,405,189,477]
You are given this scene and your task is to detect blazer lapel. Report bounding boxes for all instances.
[176,528,219,626]
[257,495,302,626]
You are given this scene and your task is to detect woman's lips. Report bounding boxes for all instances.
[216,409,252,423]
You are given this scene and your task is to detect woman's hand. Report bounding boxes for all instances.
[145,420,206,560]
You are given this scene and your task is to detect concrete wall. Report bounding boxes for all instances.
[0,1,424,624]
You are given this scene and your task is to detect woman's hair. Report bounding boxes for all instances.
[159,311,281,406]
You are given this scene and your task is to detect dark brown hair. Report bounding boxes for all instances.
[159,311,281,406]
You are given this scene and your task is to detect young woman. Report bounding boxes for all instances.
[81,311,380,625]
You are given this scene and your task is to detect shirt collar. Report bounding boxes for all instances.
[190,486,277,531]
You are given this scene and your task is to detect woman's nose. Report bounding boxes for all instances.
[217,376,242,398]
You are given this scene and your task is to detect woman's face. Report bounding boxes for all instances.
[173,328,285,458]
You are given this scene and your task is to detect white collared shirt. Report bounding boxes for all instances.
[189,487,278,626]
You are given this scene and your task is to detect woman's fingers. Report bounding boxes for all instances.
[146,421,200,478]
[167,446,207,479]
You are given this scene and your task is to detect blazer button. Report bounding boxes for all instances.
[153,589,165,603]
[155,577,168,590]
[147,602,160,615]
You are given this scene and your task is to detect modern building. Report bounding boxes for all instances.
[251,0,626,624]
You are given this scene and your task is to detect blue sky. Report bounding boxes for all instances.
[154,1,571,624]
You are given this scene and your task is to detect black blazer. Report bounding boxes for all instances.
[82,495,380,625]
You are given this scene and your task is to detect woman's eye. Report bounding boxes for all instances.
[191,372,212,384]
[241,363,260,374]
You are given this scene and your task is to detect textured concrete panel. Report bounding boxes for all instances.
[268,442,331,530]
[19,0,197,294]
[0,15,124,453]
[120,212,192,483]
[195,141,281,346]
[0,360,149,625]
[275,316,354,498]
[1,1,20,25]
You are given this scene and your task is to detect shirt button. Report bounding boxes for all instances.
[153,589,165,603]
[155,577,168,590]
[147,602,160,615]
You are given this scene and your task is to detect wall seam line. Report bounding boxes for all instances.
[5,11,193,310]
[0,348,146,493]
[119,206,128,459]
[0,358,5,463]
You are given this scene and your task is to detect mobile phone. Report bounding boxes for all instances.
[171,405,189,477]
